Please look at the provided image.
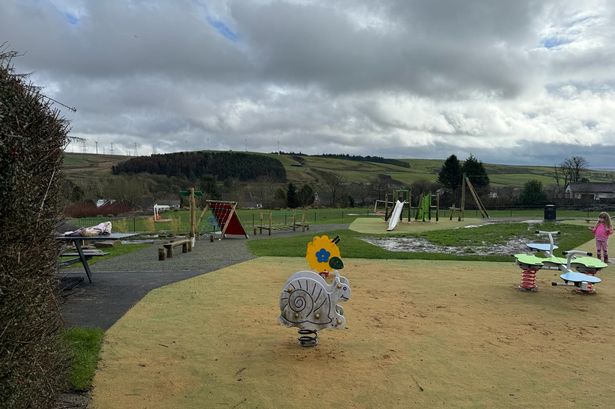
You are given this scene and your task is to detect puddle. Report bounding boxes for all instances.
[463,223,495,228]
[363,237,528,256]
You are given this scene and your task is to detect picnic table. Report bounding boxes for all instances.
[57,233,138,283]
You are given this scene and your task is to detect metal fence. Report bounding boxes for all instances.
[68,205,615,235]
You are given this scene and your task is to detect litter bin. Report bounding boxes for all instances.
[544,204,556,221]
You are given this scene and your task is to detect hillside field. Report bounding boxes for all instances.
[64,151,615,189]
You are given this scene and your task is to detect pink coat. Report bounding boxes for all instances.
[592,223,613,241]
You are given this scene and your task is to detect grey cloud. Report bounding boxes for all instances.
[2,0,615,168]
[232,0,535,97]
[1,1,250,80]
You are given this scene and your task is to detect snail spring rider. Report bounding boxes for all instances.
[279,235,351,347]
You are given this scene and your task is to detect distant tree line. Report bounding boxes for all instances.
[112,151,287,182]
[314,153,410,168]
[272,151,410,168]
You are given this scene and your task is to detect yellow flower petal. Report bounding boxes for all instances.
[306,235,341,272]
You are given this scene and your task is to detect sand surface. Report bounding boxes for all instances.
[91,257,615,409]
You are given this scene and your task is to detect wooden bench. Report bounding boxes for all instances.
[159,239,192,260]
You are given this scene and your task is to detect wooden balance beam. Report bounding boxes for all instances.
[158,239,192,260]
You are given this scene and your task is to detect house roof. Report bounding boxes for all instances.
[567,182,615,193]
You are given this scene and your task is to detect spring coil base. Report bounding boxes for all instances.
[518,267,538,291]
[298,329,318,347]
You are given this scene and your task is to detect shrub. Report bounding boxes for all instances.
[0,50,69,408]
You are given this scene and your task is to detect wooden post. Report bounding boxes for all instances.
[465,176,490,219]
[459,174,466,221]
[258,211,263,235]
[301,210,306,232]
[408,190,412,222]
[384,193,389,221]
[436,192,440,222]
[190,187,196,240]
[158,247,166,261]
[268,211,272,236]
[220,202,236,239]
[196,204,208,231]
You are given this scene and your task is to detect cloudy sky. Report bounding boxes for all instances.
[2,0,615,167]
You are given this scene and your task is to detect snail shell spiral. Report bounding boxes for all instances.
[288,289,314,314]
[280,275,331,327]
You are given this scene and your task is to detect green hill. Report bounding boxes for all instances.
[259,153,614,187]
[63,153,130,185]
[62,151,615,202]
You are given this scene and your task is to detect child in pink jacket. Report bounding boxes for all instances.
[590,212,613,263]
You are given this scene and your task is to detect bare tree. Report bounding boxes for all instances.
[315,170,344,206]
[560,156,588,186]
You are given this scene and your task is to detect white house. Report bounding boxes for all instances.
[565,182,615,200]
[95,199,115,207]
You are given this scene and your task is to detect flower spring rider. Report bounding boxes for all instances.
[279,235,351,347]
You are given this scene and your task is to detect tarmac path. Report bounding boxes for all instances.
[59,224,348,329]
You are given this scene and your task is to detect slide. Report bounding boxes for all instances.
[387,200,405,231]
[416,195,431,221]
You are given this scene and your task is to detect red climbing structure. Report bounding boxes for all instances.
[207,200,249,239]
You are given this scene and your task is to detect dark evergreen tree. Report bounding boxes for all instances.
[200,175,220,199]
[461,154,489,190]
[274,187,287,208]
[518,180,547,205]
[113,151,287,182]
[314,153,410,168]
[437,154,462,192]
[298,184,315,207]
[286,183,300,208]
[346,194,355,207]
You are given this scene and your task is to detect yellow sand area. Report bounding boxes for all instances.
[91,257,615,409]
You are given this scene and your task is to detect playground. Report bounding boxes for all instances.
[89,256,615,409]
[349,216,483,234]
[59,197,615,409]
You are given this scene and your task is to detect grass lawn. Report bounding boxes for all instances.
[63,327,105,391]
[248,222,594,262]
[89,257,615,409]
[69,208,376,235]
[68,207,608,237]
